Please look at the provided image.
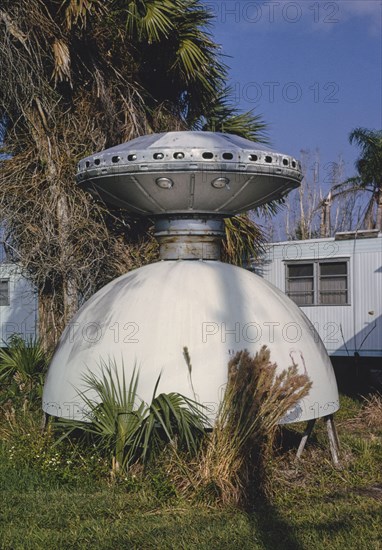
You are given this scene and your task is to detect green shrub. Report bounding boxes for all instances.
[0,334,50,406]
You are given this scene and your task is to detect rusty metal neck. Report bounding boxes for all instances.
[154,216,225,260]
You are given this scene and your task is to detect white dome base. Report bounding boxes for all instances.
[42,261,339,423]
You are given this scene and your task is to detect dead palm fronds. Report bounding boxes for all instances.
[0,0,268,348]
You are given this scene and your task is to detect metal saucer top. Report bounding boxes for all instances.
[77,131,302,215]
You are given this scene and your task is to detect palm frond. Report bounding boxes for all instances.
[197,87,269,143]
[222,214,267,266]
[330,178,374,200]
[52,39,71,85]
[0,334,49,382]
[63,0,105,30]
[254,199,285,217]
[57,357,208,472]
[350,129,382,186]
[124,0,175,42]
[328,127,382,230]
[349,127,382,151]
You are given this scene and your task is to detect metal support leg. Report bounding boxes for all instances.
[325,414,340,467]
[296,419,316,459]
[296,415,340,466]
[331,415,341,451]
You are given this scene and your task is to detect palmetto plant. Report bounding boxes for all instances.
[0,335,50,403]
[58,358,208,473]
[0,335,46,378]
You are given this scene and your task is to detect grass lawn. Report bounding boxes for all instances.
[1,394,381,549]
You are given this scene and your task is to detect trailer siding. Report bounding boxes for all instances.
[0,263,38,346]
[257,234,382,357]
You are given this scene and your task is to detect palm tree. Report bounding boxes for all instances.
[331,128,382,230]
[0,0,268,348]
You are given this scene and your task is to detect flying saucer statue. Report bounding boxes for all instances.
[43,132,339,447]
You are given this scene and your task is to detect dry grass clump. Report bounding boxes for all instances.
[339,393,382,435]
[358,394,382,431]
[167,346,312,509]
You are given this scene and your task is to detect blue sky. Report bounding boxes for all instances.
[209,0,382,188]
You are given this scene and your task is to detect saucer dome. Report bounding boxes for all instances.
[43,260,339,424]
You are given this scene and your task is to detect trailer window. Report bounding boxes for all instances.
[319,262,348,305]
[286,261,349,306]
[0,279,10,306]
[286,264,314,305]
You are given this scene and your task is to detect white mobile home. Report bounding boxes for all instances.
[0,262,38,346]
[257,231,382,364]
